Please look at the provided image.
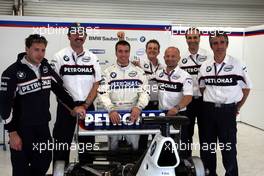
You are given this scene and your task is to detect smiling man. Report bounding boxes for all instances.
[155,47,193,158]
[198,31,252,176]
[98,40,149,151]
[0,34,85,176]
[50,23,102,165]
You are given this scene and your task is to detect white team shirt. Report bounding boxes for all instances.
[155,66,193,111]
[179,48,210,97]
[140,57,165,101]
[198,55,252,104]
[51,47,101,101]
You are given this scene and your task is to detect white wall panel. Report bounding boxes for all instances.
[242,25,264,129]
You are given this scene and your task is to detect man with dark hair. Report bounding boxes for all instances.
[98,40,149,151]
[0,34,85,176]
[178,27,210,158]
[198,31,252,176]
[51,23,102,165]
[132,39,165,153]
[115,39,131,51]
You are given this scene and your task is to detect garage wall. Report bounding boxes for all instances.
[21,0,264,28]
[242,25,264,130]
[1,1,264,27]
[0,0,13,15]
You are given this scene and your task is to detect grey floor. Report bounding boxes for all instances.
[0,122,264,176]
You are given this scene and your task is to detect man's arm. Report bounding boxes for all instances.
[50,53,61,75]
[83,56,102,109]
[167,77,193,116]
[0,68,19,133]
[97,73,115,112]
[82,81,99,109]
[97,72,121,124]
[236,62,252,113]
[48,63,85,117]
[167,95,192,116]
[0,69,16,121]
[237,88,250,112]
[0,67,23,151]
[135,71,150,110]
[130,71,150,123]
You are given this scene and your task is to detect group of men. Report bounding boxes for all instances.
[0,23,251,176]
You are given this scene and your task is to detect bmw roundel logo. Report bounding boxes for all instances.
[63,55,70,62]
[144,64,149,68]
[16,71,26,79]
[139,36,146,43]
[110,72,117,78]
[182,58,188,64]
[159,72,164,77]
[206,66,212,72]
[43,66,49,73]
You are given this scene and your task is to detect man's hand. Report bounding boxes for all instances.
[72,106,86,119]
[131,61,141,67]
[117,31,125,40]
[130,107,141,123]
[9,131,22,151]
[166,107,179,116]
[109,110,121,125]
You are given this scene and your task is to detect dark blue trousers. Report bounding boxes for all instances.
[201,102,238,176]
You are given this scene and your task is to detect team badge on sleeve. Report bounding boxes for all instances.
[63,55,70,62]
[206,66,212,72]
[182,58,188,64]
[16,71,26,79]
[144,64,149,68]
[110,72,117,78]
[159,72,164,78]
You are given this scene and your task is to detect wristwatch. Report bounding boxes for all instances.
[175,105,181,111]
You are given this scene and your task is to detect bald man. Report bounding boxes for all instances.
[155,47,193,158]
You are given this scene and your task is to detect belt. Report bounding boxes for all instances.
[205,102,236,108]
[74,101,85,106]
[193,96,202,99]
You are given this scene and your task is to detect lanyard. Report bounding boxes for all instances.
[72,51,85,64]
[164,69,175,82]
[72,53,76,64]
[149,62,160,74]
[214,62,225,76]
[190,54,199,66]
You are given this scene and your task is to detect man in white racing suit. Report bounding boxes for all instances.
[98,40,150,151]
